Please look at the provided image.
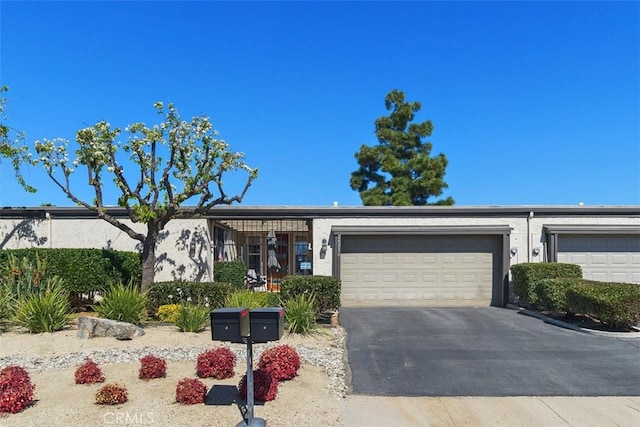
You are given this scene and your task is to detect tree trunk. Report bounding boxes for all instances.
[140,225,158,291]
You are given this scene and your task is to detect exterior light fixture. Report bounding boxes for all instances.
[321,238,328,252]
[510,247,518,255]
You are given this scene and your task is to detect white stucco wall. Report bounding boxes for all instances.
[1,207,637,284]
[0,216,212,282]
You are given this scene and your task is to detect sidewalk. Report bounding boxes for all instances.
[342,396,640,426]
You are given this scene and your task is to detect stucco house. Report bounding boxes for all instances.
[1,205,638,308]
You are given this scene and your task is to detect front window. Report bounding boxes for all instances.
[210,219,313,282]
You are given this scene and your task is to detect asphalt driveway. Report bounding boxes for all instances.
[340,307,640,397]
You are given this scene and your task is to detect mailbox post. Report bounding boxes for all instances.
[210,307,284,427]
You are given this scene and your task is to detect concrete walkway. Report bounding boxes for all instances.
[342,395,640,426]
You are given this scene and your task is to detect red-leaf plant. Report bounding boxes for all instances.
[95,383,128,405]
[74,359,106,384]
[175,378,207,405]
[196,347,236,379]
[258,344,301,381]
[238,369,279,402]
[0,366,36,414]
[138,354,167,380]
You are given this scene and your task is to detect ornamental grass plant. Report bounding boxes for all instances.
[174,304,209,332]
[0,286,15,328]
[13,278,72,333]
[95,281,147,325]
[0,253,48,300]
[282,293,318,335]
[224,290,279,310]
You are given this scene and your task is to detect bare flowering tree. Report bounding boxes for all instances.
[25,102,257,289]
[0,86,36,193]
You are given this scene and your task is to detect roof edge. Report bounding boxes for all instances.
[0,205,638,219]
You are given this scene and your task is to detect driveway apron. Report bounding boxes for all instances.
[340,307,640,396]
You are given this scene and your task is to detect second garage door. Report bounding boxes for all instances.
[340,235,502,307]
[557,235,640,284]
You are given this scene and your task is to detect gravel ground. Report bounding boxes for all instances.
[0,323,348,426]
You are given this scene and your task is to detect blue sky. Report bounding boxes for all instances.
[1,1,638,207]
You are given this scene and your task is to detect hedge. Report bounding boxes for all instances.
[0,248,141,294]
[511,262,582,306]
[213,260,246,289]
[536,277,583,313]
[146,281,234,317]
[280,275,341,314]
[566,281,640,330]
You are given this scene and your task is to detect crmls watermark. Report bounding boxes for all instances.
[103,411,155,425]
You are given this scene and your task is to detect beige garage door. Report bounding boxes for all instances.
[557,235,640,283]
[340,235,501,307]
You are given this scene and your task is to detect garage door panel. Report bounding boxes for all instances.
[421,291,437,301]
[340,235,500,307]
[422,255,437,264]
[363,255,378,264]
[612,272,632,282]
[382,273,397,283]
[402,255,418,264]
[461,273,477,283]
[361,272,379,283]
[558,235,640,284]
[342,255,358,265]
[441,291,457,300]
[402,273,419,282]
[611,254,629,265]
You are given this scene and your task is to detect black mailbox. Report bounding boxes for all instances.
[250,307,284,343]
[210,307,250,343]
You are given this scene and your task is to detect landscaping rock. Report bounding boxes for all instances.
[77,316,145,340]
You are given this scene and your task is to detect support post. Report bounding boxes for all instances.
[236,338,266,427]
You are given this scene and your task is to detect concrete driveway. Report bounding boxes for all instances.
[340,307,640,397]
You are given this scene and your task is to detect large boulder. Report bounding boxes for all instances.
[77,316,145,340]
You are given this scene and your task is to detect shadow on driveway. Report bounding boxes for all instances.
[340,306,640,396]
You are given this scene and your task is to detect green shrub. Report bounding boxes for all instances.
[213,261,246,289]
[146,281,233,316]
[280,275,340,314]
[537,277,583,313]
[95,281,147,325]
[0,249,141,295]
[510,263,582,306]
[566,281,640,330]
[175,304,210,333]
[13,278,72,333]
[283,293,318,335]
[225,290,279,309]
